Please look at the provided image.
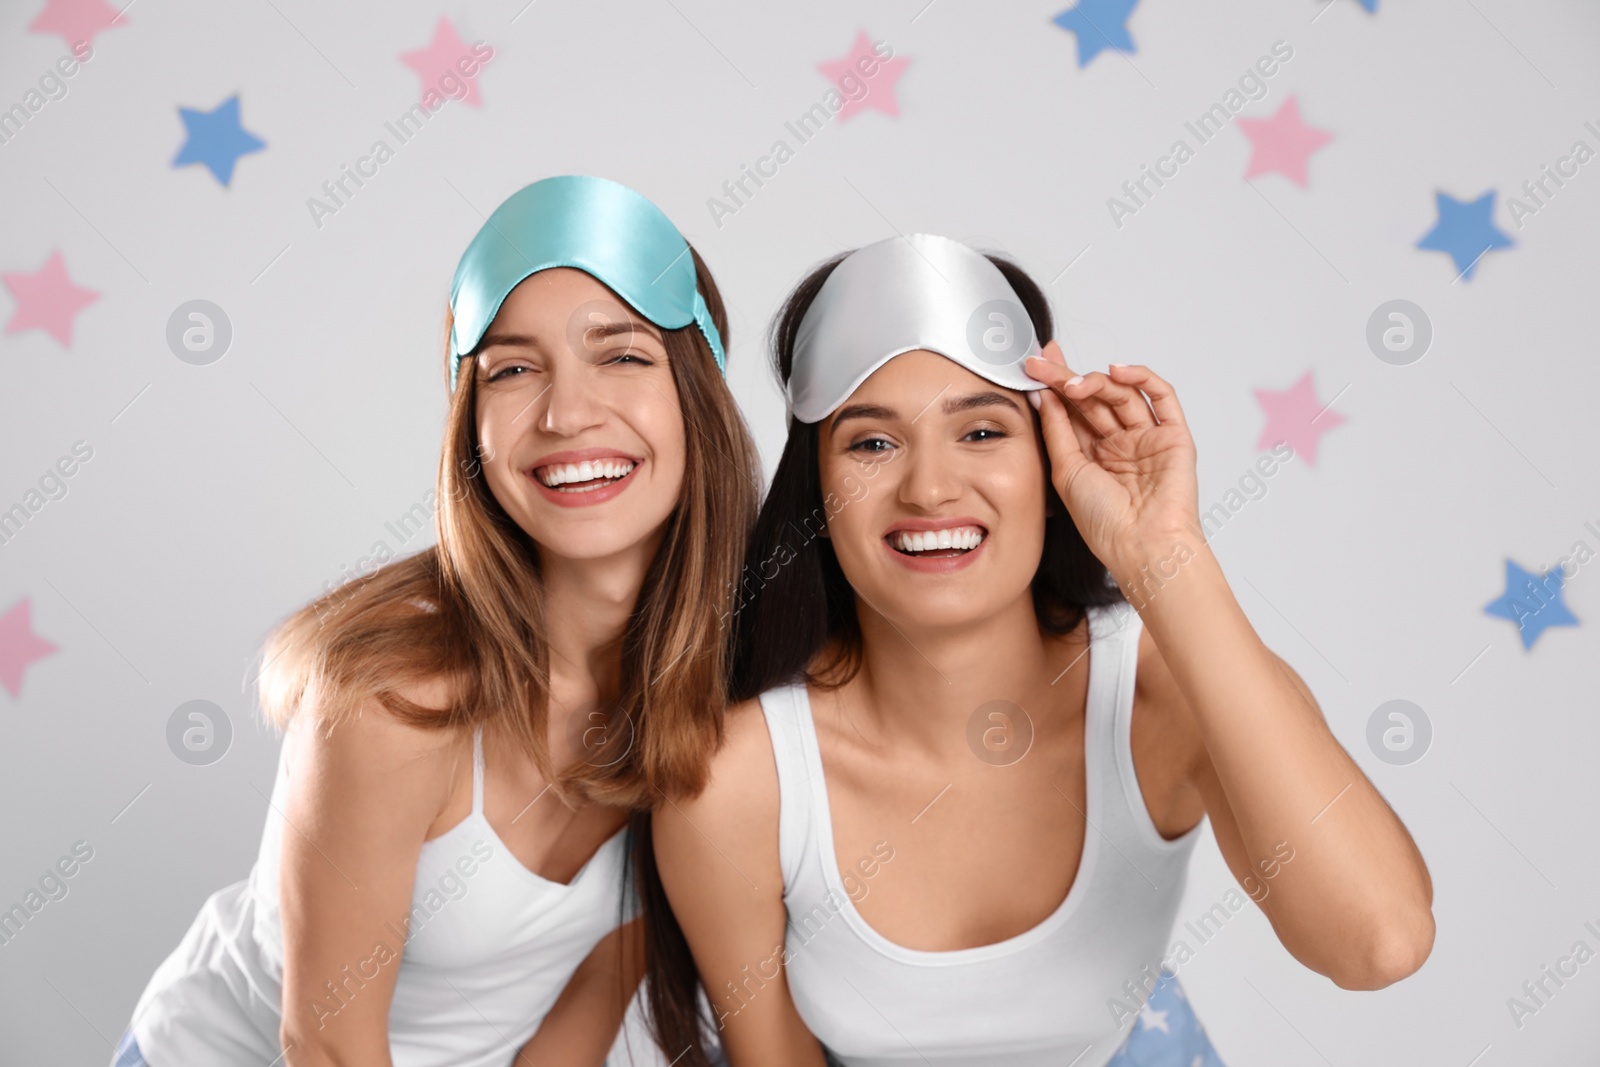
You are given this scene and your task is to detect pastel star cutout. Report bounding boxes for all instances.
[0,598,58,698]
[1359,0,1378,11]
[1253,370,1346,467]
[29,0,124,50]
[1138,1003,1170,1032]
[401,17,487,109]
[1485,559,1579,650]
[1416,190,1513,281]
[1237,95,1334,188]
[172,95,266,187]
[817,31,910,122]
[3,249,99,347]
[1110,973,1224,1067]
[1052,0,1139,67]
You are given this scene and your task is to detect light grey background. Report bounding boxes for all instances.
[2,0,1597,1064]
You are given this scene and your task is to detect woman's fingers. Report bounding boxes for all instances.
[1076,368,1156,431]
[1107,363,1187,428]
[1034,383,1097,497]
[1025,356,1122,439]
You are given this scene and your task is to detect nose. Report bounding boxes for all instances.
[896,438,959,512]
[536,363,607,437]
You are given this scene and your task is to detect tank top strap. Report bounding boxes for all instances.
[1086,599,1144,752]
[756,682,818,894]
[1089,601,1205,867]
[471,724,486,816]
[1082,601,1146,852]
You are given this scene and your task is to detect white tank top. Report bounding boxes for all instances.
[128,723,635,1067]
[758,602,1205,1067]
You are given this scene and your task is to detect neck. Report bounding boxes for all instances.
[844,593,1087,759]
[537,532,661,704]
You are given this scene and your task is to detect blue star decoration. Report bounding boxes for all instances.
[1416,190,1513,281]
[1053,0,1139,67]
[1360,0,1378,10]
[1106,971,1225,1067]
[172,95,266,187]
[1485,559,1579,650]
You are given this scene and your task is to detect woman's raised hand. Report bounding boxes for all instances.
[1024,340,1201,585]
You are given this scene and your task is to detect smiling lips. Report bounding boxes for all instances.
[537,458,636,489]
[889,524,986,555]
[527,451,640,508]
[882,520,989,572]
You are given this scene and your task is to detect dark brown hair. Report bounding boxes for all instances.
[634,246,1125,1064]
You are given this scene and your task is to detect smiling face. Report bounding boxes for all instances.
[817,349,1052,632]
[469,267,687,564]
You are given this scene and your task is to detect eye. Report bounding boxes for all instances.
[964,426,1008,442]
[486,364,528,382]
[604,351,653,366]
[848,436,894,454]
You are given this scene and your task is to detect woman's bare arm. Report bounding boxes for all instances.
[653,701,826,1067]
[515,918,646,1066]
[1025,356,1433,991]
[1135,541,1435,990]
[277,682,462,1067]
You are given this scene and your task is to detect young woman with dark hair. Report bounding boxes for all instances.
[640,233,1434,1066]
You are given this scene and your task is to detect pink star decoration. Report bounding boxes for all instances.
[1236,95,1334,188]
[817,31,910,122]
[1253,370,1346,467]
[0,598,58,698]
[3,249,100,347]
[401,17,488,109]
[29,0,124,49]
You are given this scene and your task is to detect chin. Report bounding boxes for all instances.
[531,525,662,563]
[868,585,1012,632]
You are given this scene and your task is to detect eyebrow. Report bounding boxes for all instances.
[581,319,663,343]
[829,390,1024,436]
[944,391,1023,417]
[477,318,663,353]
[476,333,541,353]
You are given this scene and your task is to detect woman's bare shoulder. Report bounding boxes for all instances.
[284,675,469,822]
[653,694,785,907]
[662,696,778,834]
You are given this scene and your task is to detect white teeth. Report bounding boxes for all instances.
[537,459,635,488]
[893,525,986,553]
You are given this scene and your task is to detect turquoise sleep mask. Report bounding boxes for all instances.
[448,175,725,390]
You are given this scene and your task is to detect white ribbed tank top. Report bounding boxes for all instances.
[758,602,1205,1067]
[128,724,634,1067]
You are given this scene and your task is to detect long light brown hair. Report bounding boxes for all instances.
[256,246,759,810]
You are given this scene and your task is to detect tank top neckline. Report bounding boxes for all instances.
[422,724,625,892]
[780,601,1140,967]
